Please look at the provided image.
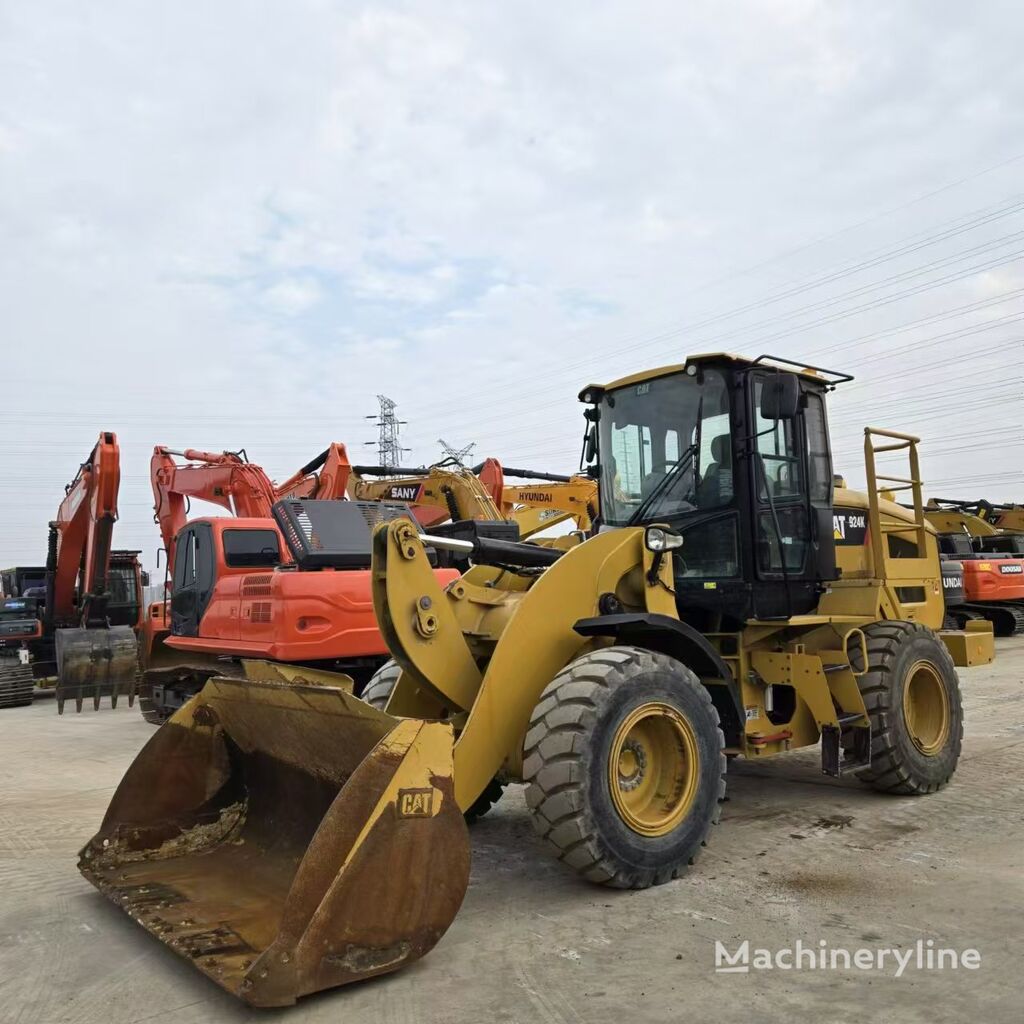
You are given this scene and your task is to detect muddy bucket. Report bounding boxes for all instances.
[77,677,470,1006]
[56,625,139,712]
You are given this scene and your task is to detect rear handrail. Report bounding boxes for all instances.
[863,427,928,580]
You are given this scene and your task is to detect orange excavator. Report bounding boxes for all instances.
[924,498,1024,635]
[111,444,584,723]
[0,432,145,711]
[131,445,462,723]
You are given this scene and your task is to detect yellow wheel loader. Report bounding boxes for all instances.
[76,353,993,1006]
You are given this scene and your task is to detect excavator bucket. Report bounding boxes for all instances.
[76,676,470,1007]
[55,625,139,712]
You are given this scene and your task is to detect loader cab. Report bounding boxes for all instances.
[581,353,851,625]
[169,518,284,636]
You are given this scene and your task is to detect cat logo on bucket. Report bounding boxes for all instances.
[397,787,436,818]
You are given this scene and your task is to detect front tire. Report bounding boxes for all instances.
[523,646,726,889]
[853,621,963,794]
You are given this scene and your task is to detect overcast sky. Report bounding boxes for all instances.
[1,1,1022,571]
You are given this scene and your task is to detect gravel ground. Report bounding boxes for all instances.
[2,638,1021,1024]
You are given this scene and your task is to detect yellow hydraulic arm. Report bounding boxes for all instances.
[349,460,504,528]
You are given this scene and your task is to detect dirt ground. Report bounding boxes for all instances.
[2,639,1021,1024]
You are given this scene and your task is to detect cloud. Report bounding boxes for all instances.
[0,0,1022,566]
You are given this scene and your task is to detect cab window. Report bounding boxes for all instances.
[174,531,196,589]
[753,381,803,501]
[223,529,281,568]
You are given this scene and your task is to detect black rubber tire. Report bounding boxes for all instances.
[852,621,963,795]
[523,646,726,889]
[361,659,505,821]
[464,776,506,823]
[361,660,402,711]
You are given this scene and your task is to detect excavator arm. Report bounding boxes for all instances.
[349,460,505,528]
[151,447,278,573]
[46,432,122,627]
[477,461,598,538]
[275,442,352,501]
[51,433,140,712]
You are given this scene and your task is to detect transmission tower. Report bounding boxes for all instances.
[437,437,476,466]
[365,395,409,470]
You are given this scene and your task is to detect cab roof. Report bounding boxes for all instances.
[579,352,852,401]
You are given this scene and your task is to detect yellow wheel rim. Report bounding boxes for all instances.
[608,702,699,837]
[902,660,950,756]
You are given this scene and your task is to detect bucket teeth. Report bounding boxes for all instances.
[55,625,139,713]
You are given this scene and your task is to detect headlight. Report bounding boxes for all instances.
[644,526,684,552]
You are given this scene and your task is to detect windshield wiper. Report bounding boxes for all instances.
[627,443,698,526]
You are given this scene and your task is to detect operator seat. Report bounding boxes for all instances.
[698,435,732,506]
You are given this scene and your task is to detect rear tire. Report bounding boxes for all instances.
[523,646,726,889]
[853,621,963,794]
[361,659,505,821]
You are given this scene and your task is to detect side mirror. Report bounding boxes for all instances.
[584,425,597,464]
[140,571,151,588]
[760,373,801,420]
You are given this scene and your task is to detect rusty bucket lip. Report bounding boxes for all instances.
[77,681,470,1007]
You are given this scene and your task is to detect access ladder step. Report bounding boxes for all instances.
[821,721,871,777]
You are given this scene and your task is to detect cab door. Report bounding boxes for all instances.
[749,374,819,617]
[170,524,216,636]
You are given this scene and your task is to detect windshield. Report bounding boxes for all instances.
[598,369,732,526]
[107,565,139,608]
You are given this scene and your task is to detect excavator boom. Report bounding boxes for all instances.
[349,460,504,527]
[477,462,598,537]
[151,447,278,574]
[50,433,141,711]
[275,442,352,501]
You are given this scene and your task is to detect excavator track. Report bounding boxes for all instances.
[1008,605,1024,635]
[136,675,172,725]
[0,661,35,708]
